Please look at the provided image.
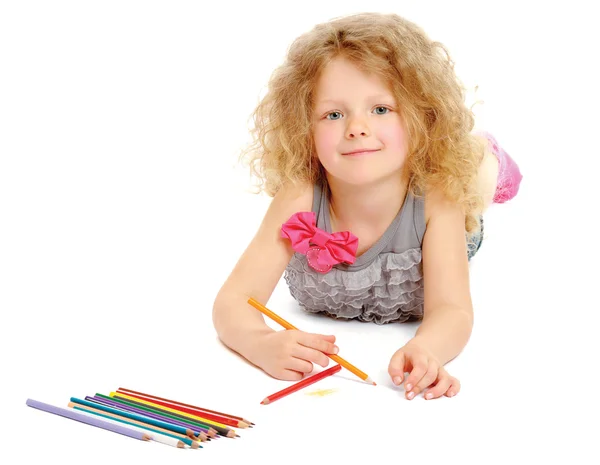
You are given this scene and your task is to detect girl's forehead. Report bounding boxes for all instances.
[314,58,394,102]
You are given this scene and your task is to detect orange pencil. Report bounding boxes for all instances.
[247,297,376,385]
[261,364,342,404]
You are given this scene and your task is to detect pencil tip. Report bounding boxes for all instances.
[236,435,240,438]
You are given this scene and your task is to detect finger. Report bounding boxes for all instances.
[388,350,407,386]
[424,374,452,400]
[444,377,461,397]
[298,333,339,355]
[410,362,439,398]
[403,356,428,395]
[291,344,330,368]
[286,356,314,374]
[276,369,304,382]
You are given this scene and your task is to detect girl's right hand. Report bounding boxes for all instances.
[250,330,339,381]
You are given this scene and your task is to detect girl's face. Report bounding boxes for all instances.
[312,57,408,186]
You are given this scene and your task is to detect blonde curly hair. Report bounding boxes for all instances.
[240,12,486,236]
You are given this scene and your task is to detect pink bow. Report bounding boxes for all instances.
[281,212,358,273]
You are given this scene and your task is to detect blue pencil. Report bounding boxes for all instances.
[70,397,197,438]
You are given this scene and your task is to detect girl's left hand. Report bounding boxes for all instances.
[388,338,461,400]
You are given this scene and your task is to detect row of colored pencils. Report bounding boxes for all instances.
[26,387,255,449]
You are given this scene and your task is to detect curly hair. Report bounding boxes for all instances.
[239,12,486,236]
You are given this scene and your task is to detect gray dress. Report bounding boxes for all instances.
[283,180,427,325]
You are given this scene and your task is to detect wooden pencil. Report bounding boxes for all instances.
[26,398,151,442]
[70,397,199,439]
[85,396,209,441]
[103,393,218,437]
[117,387,255,425]
[261,364,342,404]
[111,391,247,428]
[112,392,238,438]
[69,404,186,448]
[69,402,201,448]
[247,297,377,385]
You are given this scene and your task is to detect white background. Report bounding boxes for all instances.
[2,1,599,463]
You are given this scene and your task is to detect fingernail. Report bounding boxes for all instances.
[407,391,415,400]
[448,391,455,397]
[425,393,433,400]
[405,383,412,391]
[333,346,339,354]
[393,377,402,385]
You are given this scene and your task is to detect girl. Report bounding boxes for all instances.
[212,12,522,400]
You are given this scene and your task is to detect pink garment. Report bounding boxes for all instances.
[281,211,358,273]
[476,131,522,203]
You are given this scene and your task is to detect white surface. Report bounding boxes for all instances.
[2,1,599,464]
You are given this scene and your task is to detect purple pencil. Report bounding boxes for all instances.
[26,398,151,441]
[85,396,209,440]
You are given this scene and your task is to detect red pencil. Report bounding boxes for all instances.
[116,387,253,427]
[261,364,342,405]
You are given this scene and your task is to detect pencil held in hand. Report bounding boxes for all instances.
[247,297,376,385]
[261,364,342,404]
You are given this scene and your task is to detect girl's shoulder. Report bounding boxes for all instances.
[422,183,464,227]
[269,180,314,220]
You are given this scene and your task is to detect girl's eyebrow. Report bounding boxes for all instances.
[316,95,395,105]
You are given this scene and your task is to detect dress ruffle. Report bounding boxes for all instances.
[283,248,424,325]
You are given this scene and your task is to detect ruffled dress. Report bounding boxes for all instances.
[282,180,427,325]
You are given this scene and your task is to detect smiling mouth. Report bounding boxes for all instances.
[341,149,381,157]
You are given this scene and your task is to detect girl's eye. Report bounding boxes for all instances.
[326,111,342,120]
[374,106,389,115]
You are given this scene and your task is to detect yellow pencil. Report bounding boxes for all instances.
[247,297,376,385]
[109,392,237,437]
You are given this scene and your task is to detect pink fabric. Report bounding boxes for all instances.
[476,131,523,203]
[281,212,358,273]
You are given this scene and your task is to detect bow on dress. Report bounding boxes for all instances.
[281,211,358,273]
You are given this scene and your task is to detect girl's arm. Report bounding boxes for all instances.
[388,187,475,400]
[212,181,314,360]
[417,187,474,364]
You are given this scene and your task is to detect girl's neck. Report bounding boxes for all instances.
[326,171,409,233]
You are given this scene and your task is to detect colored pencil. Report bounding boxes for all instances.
[261,364,342,404]
[100,394,217,437]
[247,297,377,385]
[112,392,238,438]
[112,390,246,428]
[68,404,186,448]
[117,387,255,425]
[69,402,200,448]
[85,396,209,441]
[26,398,151,442]
[89,395,210,440]
[70,397,199,439]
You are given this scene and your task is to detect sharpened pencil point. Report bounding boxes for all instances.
[365,376,376,385]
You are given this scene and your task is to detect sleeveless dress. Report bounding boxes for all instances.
[281,180,479,325]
